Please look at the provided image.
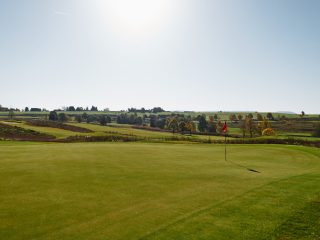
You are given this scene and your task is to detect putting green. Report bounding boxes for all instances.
[0,142,319,239]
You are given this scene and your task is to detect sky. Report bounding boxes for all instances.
[0,0,319,113]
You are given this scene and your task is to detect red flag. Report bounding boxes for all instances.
[222,121,228,133]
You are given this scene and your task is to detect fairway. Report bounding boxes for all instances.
[0,142,319,240]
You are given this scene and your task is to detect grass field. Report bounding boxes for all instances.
[0,142,319,239]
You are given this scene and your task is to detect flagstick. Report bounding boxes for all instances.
[224,133,227,161]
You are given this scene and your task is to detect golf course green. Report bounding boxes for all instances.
[0,142,319,239]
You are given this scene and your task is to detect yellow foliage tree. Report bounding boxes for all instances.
[262,128,275,136]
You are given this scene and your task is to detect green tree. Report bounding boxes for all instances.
[266,112,274,120]
[82,112,88,121]
[99,115,107,126]
[207,121,217,133]
[8,110,14,119]
[238,114,243,121]
[58,113,68,123]
[198,115,207,132]
[150,115,157,127]
[312,123,320,137]
[67,106,76,111]
[75,115,82,123]
[49,111,58,121]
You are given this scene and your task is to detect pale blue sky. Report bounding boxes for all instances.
[0,0,319,113]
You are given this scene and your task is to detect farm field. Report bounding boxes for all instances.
[0,142,319,240]
[0,120,228,142]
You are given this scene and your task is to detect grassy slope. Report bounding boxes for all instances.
[1,120,319,144]
[0,142,319,240]
[70,122,226,141]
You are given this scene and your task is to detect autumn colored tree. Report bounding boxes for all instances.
[245,117,256,138]
[186,120,196,135]
[166,117,179,134]
[229,114,237,122]
[257,113,263,121]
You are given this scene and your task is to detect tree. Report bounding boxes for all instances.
[67,106,76,111]
[216,120,224,134]
[239,119,246,138]
[238,114,243,121]
[76,107,83,111]
[257,113,263,121]
[99,115,107,126]
[258,117,271,135]
[135,116,143,125]
[150,115,157,127]
[247,113,254,119]
[8,110,14,119]
[25,107,29,112]
[30,108,41,112]
[90,106,98,111]
[75,115,82,123]
[178,120,187,133]
[58,113,68,122]
[49,111,58,121]
[166,117,179,134]
[207,116,217,133]
[86,115,97,123]
[266,112,274,120]
[151,107,165,113]
[301,111,305,118]
[262,128,275,136]
[245,117,256,138]
[229,114,237,122]
[197,115,207,132]
[106,116,112,124]
[186,120,196,135]
[213,114,218,121]
[82,112,88,121]
[207,121,217,133]
[312,123,320,137]
[159,119,167,129]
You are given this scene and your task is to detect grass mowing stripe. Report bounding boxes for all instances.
[139,173,320,240]
[272,196,320,240]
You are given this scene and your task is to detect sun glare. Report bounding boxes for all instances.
[98,0,173,36]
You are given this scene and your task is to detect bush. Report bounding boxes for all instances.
[262,128,276,136]
[312,123,320,137]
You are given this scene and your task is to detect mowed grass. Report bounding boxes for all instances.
[0,142,319,240]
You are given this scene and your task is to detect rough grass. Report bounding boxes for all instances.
[0,143,319,240]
